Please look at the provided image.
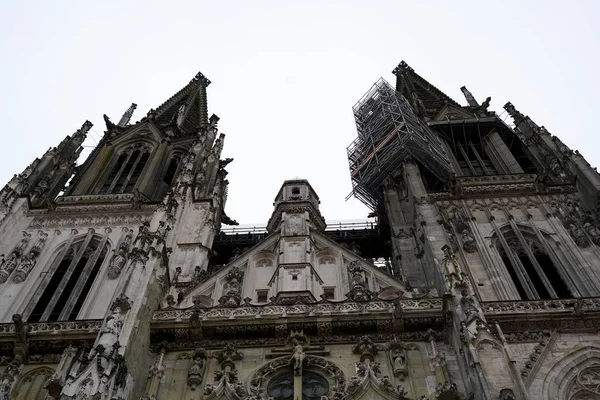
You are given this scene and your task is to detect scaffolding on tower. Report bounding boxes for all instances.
[347,78,453,211]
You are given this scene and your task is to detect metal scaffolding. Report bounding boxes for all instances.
[347,78,453,210]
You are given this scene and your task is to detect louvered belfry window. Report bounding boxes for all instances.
[99,144,151,194]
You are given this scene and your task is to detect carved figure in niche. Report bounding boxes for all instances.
[460,228,477,253]
[107,249,127,280]
[460,290,479,318]
[13,232,31,255]
[498,388,516,400]
[0,254,18,283]
[187,349,207,390]
[390,346,408,379]
[348,262,366,287]
[120,230,133,251]
[218,267,244,307]
[12,253,36,283]
[189,311,203,339]
[225,276,240,295]
[353,335,380,358]
[13,314,26,345]
[568,223,590,248]
[101,306,124,345]
[583,221,600,246]
[289,339,305,375]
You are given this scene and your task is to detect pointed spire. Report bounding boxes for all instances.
[503,102,526,125]
[460,86,479,108]
[117,103,137,126]
[72,120,93,144]
[194,72,211,129]
[392,60,414,75]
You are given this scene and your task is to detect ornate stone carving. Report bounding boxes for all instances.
[435,381,460,400]
[107,249,128,280]
[290,339,305,375]
[567,364,600,399]
[346,261,375,301]
[152,298,442,322]
[203,344,244,400]
[389,339,409,380]
[218,267,244,307]
[187,348,207,390]
[499,388,516,400]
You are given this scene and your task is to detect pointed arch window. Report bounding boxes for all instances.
[163,153,182,185]
[99,144,151,194]
[28,235,108,322]
[497,232,571,300]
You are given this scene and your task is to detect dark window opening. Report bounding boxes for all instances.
[100,148,150,195]
[125,152,149,193]
[99,153,127,194]
[500,254,528,299]
[291,187,300,195]
[499,236,571,300]
[416,162,445,192]
[506,137,537,174]
[163,155,181,185]
[29,240,109,322]
[323,288,334,300]
[257,290,268,303]
[291,274,298,281]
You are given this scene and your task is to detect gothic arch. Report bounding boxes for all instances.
[25,232,110,322]
[96,140,156,195]
[315,248,338,265]
[541,345,600,400]
[246,355,346,400]
[11,366,54,400]
[490,223,571,299]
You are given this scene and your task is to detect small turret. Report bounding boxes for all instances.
[267,179,326,233]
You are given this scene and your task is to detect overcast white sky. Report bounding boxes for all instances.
[1,1,599,225]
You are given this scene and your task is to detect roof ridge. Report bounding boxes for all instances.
[393,61,461,107]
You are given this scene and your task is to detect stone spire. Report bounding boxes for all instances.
[117,103,137,126]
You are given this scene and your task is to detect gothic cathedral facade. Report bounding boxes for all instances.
[0,63,599,400]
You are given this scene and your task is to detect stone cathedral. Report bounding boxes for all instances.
[1,62,600,400]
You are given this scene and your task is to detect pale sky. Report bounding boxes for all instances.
[1,1,599,226]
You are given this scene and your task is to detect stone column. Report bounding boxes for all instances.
[482,132,524,174]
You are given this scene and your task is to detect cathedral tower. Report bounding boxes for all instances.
[1,63,600,400]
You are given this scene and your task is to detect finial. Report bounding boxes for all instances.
[460,86,479,108]
[192,71,211,87]
[117,103,137,127]
[503,102,525,125]
[209,114,220,127]
[392,60,413,76]
[73,120,93,141]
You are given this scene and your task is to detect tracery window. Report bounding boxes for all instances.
[497,233,570,300]
[567,364,600,400]
[99,144,152,194]
[28,236,108,322]
[267,371,329,400]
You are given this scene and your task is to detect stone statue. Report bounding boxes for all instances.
[0,254,18,283]
[391,348,408,379]
[102,307,124,339]
[13,253,36,283]
[290,340,305,375]
[107,249,127,280]
[187,350,206,390]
